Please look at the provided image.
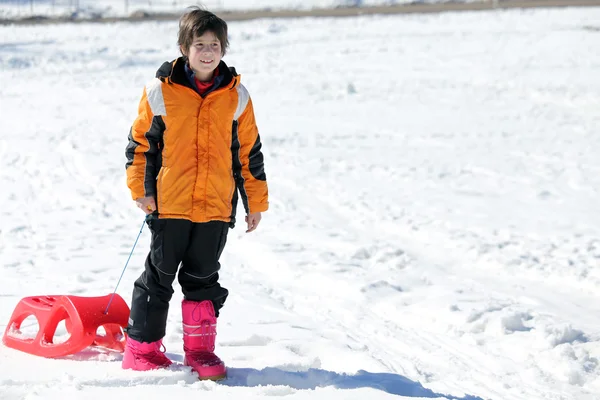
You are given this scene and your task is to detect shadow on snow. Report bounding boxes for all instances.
[222,367,484,399]
[47,349,485,399]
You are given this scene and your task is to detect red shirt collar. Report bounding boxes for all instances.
[194,67,219,95]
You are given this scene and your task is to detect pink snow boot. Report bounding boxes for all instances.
[182,299,227,380]
[122,337,172,371]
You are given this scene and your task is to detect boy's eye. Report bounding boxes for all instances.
[194,43,219,48]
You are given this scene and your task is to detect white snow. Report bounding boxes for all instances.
[1,4,600,400]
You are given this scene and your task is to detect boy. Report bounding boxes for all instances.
[123,8,269,380]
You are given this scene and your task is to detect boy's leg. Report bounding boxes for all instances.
[127,216,192,342]
[178,221,229,315]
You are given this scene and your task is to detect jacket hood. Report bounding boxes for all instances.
[156,61,173,79]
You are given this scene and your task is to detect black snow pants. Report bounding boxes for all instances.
[126,214,229,343]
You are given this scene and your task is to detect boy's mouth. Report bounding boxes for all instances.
[201,60,213,64]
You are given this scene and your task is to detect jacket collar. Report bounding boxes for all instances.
[156,57,236,94]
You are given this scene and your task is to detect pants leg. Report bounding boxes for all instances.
[127,216,192,343]
[178,221,229,317]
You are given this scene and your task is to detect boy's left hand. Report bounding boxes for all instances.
[245,212,262,233]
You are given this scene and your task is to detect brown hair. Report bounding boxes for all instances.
[178,7,229,57]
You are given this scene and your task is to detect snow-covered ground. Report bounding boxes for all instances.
[0,0,482,19]
[1,5,600,400]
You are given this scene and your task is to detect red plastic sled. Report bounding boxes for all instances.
[2,294,130,358]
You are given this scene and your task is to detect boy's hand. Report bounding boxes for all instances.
[245,212,262,233]
[135,197,157,214]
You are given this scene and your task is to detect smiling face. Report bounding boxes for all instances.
[183,31,222,82]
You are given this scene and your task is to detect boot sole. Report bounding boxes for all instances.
[198,372,227,381]
[183,358,226,381]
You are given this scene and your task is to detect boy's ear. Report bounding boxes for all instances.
[180,45,188,57]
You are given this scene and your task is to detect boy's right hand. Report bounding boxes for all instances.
[135,197,157,214]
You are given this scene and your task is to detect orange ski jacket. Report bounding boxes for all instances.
[125,58,269,227]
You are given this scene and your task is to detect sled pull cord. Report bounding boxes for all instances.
[105,218,146,315]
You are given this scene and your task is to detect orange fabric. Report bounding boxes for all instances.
[127,61,268,223]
